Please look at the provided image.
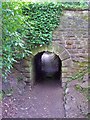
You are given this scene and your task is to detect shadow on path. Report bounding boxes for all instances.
[2,75,65,118]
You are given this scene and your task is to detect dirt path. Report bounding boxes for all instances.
[2,72,65,118]
[2,69,88,118]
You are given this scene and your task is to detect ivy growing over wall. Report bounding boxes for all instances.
[22,2,63,48]
[2,2,31,78]
[2,1,88,79]
[2,2,63,79]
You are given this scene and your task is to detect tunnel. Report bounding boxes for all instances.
[33,51,62,86]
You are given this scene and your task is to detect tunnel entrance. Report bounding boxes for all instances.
[33,51,62,86]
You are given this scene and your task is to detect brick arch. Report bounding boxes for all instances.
[29,42,73,86]
[32,42,71,61]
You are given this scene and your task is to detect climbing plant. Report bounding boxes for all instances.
[22,2,63,47]
[2,2,31,79]
[2,1,89,79]
[2,2,63,79]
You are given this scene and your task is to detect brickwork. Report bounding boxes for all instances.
[52,10,88,82]
[53,10,88,62]
[14,10,88,86]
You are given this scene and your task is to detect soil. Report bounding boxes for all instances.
[2,68,88,118]
[2,69,65,118]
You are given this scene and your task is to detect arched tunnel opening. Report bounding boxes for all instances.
[33,51,62,86]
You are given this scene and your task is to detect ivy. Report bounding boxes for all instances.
[2,1,89,80]
[2,2,31,79]
[22,2,63,48]
[2,2,63,79]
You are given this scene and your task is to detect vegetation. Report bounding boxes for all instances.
[62,1,88,10]
[22,2,63,47]
[2,1,89,80]
[2,2,63,79]
[69,62,89,101]
[67,61,88,81]
[2,2,29,79]
[70,67,88,81]
[75,84,90,101]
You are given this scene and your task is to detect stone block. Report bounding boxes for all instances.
[62,78,70,83]
[66,40,73,45]
[60,50,70,61]
[62,59,72,67]
[68,37,77,41]
[75,41,80,44]
[72,45,76,49]
[62,73,71,78]
[53,40,65,45]
[77,45,83,49]
[24,73,30,78]
[52,42,65,54]
[65,45,72,49]
[25,67,30,72]
[68,49,78,55]
[62,67,68,73]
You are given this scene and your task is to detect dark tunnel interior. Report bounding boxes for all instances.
[33,51,62,86]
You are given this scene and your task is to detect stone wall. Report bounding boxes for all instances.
[52,10,88,81]
[53,10,88,62]
[14,10,88,86]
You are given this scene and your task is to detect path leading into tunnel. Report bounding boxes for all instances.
[2,69,88,118]
[2,80,65,118]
